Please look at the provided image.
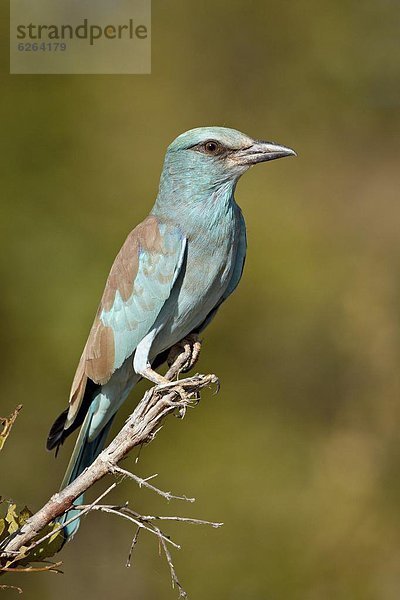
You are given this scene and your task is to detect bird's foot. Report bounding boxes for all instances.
[140,368,189,417]
[154,375,207,418]
[142,340,217,418]
[166,334,202,379]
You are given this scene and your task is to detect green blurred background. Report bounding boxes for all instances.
[1,1,400,598]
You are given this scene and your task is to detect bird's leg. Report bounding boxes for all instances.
[141,335,203,417]
[140,367,172,386]
[166,334,202,379]
[157,334,205,415]
[140,366,195,416]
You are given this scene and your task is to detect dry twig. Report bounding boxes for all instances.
[0,346,220,597]
[111,465,195,503]
[0,406,22,452]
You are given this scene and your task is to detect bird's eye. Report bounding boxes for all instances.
[204,141,220,154]
[190,139,226,156]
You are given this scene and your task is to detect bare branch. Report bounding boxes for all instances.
[76,503,222,532]
[84,505,181,550]
[0,366,218,560]
[1,343,221,597]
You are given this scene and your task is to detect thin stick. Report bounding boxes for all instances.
[160,537,187,599]
[126,527,141,568]
[0,561,62,574]
[0,584,23,594]
[112,465,195,503]
[138,515,223,528]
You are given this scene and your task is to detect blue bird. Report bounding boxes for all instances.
[47,126,296,539]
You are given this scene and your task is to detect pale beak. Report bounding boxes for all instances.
[235,141,297,165]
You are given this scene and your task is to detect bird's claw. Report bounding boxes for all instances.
[154,375,204,415]
[167,334,202,376]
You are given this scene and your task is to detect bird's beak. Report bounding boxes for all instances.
[235,141,297,165]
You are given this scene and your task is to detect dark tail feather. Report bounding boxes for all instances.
[47,379,100,454]
[59,408,114,541]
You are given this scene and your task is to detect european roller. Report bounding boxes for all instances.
[47,126,296,539]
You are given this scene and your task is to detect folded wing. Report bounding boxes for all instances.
[65,215,186,430]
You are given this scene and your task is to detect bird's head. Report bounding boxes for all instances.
[158,126,296,200]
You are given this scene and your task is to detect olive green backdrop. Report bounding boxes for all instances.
[1,1,400,599]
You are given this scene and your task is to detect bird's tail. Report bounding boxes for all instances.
[58,405,114,541]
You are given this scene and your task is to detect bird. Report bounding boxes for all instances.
[47,126,296,540]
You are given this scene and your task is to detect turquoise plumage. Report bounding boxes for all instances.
[47,126,295,539]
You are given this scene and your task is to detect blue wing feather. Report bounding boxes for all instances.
[100,224,186,372]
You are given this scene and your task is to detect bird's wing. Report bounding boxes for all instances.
[66,215,186,428]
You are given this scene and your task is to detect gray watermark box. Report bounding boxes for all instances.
[10,0,151,74]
